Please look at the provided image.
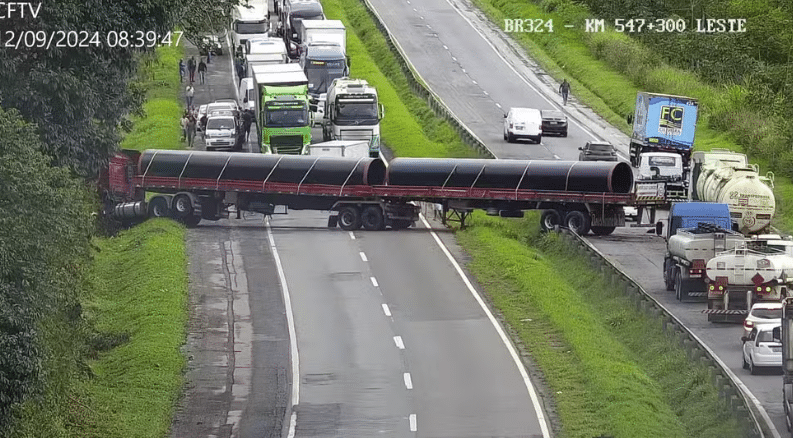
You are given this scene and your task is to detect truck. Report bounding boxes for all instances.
[780,297,793,435]
[321,78,384,158]
[629,92,699,169]
[306,140,370,158]
[300,42,349,116]
[704,244,793,323]
[690,149,776,235]
[636,152,687,201]
[293,19,346,56]
[250,63,312,154]
[231,0,269,56]
[662,203,745,301]
[244,37,288,75]
[100,151,675,234]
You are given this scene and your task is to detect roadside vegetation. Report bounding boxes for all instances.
[333,0,761,435]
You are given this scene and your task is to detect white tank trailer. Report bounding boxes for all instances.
[691,149,775,234]
[665,223,746,302]
[704,245,793,322]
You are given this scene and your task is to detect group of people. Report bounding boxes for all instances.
[180,108,199,148]
[179,56,209,85]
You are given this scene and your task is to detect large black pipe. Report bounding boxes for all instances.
[385,158,634,193]
[138,150,387,186]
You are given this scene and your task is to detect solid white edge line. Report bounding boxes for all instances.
[394,336,405,349]
[360,251,368,262]
[419,214,551,438]
[404,372,413,389]
[441,0,599,141]
[409,413,417,432]
[266,218,300,437]
[382,303,392,317]
[370,276,379,287]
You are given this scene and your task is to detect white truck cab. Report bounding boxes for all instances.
[637,152,684,181]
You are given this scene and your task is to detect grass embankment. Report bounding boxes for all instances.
[329,0,747,436]
[323,0,479,158]
[73,220,187,437]
[469,0,793,234]
[68,44,189,437]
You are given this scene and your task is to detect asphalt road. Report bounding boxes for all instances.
[364,0,785,435]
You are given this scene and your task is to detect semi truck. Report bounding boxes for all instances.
[300,42,348,116]
[636,152,688,201]
[781,297,793,434]
[231,0,270,55]
[101,151,675,233]
[321,78,384,158]
[629,92,699,168]
[250,63,312,154]
[690,149,776,235]
[704,244,793,323]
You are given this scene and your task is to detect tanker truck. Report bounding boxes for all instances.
[704,244,793,323]
[690,149,776,235]
[629,92,699,168]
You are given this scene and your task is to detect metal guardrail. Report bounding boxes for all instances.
[358,0,495,159]
[557,228,779,438]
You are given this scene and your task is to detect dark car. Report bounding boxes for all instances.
[198,35,223,56]
[541,109,568,137]
[578,141,618,161]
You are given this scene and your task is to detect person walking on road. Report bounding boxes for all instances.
[185,84,195,108]
[198,58,207,85]
[187,56,197,83]
[559,79,571,105]
[180,111,189,142]
[178,59,186,83]
[235,58,245,86]
[242,108,254,142]
[186,114,197,148]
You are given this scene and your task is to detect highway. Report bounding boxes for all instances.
[363,0,785,435]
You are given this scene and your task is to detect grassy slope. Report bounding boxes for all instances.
[74,219,187,437]
[324,0,747,436]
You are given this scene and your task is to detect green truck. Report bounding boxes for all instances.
[251,63,312,154]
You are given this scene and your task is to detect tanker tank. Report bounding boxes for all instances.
[385,158,634,194]
[697,166,775,234]
[667,225,745,263]
[706,250,793,286]
[138,150,387,186]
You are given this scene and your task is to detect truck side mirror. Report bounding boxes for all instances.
[578,147,583,150]
[309,104,318,112]
[655,221,664,237]
[503,114,507,118]
[346,56,351,68]
[379,104,385,120]
[773,326,781,342]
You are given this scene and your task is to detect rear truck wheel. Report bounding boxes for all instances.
[183,214,201,228]
[337,206,361,231]
[172,193,193,219]
[674,269,686,302]
[540,210,562,232]
[390,219,413,230]
[590,226,616,236]
[564,210,591,235]
[663,261,675,291]
[147,196,170,218]
[361,205,385,231]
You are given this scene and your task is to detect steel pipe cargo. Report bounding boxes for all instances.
[385,158,634,193]
[112,201,148,220]
[138,150,387,186]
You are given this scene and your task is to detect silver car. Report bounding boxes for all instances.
[742,324,782,374]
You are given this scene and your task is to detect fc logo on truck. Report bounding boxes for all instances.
[658,105,684,136]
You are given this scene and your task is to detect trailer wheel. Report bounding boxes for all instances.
[540,210,562,232]
[148,196,170,218]
[390,219,413,230]
[172,194,193,219]
[564,211,591,235]
[590,226,616,236]
[663,261,675,291]
[361,205,385,231]
[337,206,362,231]
[674,269,686,302]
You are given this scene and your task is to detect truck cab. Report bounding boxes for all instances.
[300,42,349,107]
[321,78,384,157]
[250,64,312,154]
[638,152,687,200]
[281,0,325,52]
[231,0,269,55]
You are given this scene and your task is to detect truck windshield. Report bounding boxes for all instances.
[647,156,677,166]
[235,22,268,34]
[306,66,345,94]
[335,99,377,124]
[265,107,308,127]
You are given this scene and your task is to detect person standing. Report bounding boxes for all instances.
[235,58,245,86]
[186,114,197,148]
[242,108,254,143]
[187,56,197,83]
[178,59,186,83]
[198,58,207,85]
[180,111,189,142]
[559,79,571,105]
[185,84,195,108]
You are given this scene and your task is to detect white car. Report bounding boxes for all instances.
[742,324,782,374]
[503,107,542,144]
[742,301,783,340]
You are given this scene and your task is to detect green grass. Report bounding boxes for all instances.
[73,219,188,437]
[324,0,480,158]
[120,45,184,151]
[457,212,747,438]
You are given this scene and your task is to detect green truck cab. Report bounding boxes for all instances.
[251,63,312,154]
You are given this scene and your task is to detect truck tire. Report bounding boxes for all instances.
[361,205,385,231]
[663,261,675,291]
[172,193,193,219]
[337,206,362,231]
[590,226,616,236]
[564,210,591,235]
[148,196,170,218]
[674,269,686,302]
[540,210,561,232]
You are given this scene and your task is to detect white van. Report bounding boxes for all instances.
[503,107,542,143]
[239,77,256,112]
